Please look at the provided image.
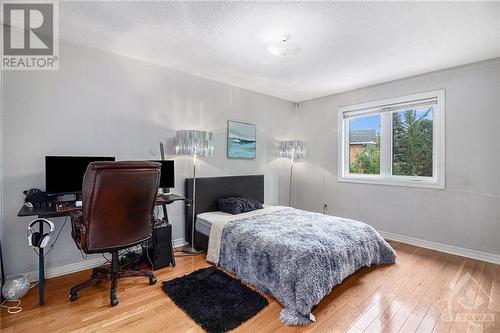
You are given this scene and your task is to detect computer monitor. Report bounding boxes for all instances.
[153,160,175,190]
[45,156,115,195]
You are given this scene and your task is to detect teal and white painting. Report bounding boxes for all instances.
[227,120,256,159]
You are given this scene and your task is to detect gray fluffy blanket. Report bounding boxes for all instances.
[218,207,396,325]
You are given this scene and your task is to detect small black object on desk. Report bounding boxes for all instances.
[17,193,185,306]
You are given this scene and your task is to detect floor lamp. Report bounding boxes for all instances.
[175,130,214,254]
[279,140,306,207]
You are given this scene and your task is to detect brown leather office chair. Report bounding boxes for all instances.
[69,161,161,306]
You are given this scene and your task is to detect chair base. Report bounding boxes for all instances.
[69,251,156,306]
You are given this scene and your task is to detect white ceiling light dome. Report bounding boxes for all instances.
[268,34,301,57]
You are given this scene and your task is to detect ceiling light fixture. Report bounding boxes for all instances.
[268,34,301,57]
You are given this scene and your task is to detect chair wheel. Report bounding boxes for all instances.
[111,297,119,306]
[69,294,78,302]
[149,276,157,285]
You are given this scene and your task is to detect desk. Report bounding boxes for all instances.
[17,193,185,306]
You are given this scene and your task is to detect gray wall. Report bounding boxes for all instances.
[293,59,500,256]
[3,41,498,278]
[1,70,4,246]
[1,41,294,276]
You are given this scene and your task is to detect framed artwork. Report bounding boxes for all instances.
[227,120,256,159]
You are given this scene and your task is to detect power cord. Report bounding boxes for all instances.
[100,253,111,266]
[1,299,22,314]
[43,217,68,259]
[79,249,88,260]
[144,240,154,268]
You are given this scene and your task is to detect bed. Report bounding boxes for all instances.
[185,175,396,325]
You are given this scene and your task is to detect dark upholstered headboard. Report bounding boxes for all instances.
[184,175,264,242]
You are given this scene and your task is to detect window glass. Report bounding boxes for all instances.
[338,90,444,188]
[392,107,433,177]
[349,114,381,175]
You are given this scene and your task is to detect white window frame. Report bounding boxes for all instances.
[337,90,445,189]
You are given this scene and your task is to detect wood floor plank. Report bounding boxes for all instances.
[1,241,499,333]
[428,257,500,333]
[413,254,462,332]
[488,265,500,313]
[449,260,486,332]
[366,250,447,332]
[465,262,496,333]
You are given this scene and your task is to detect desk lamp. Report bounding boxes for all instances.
[174,130,214,254]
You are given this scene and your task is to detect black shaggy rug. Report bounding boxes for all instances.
[162,267,268,332]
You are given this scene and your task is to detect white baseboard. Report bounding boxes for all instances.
[380,231,500,265]
[25,256,107,283]
[19,238,188,283]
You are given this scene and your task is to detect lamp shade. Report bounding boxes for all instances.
[279,140,306,160]
[174,130,214,157]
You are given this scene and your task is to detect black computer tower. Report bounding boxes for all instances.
[144,221,175,270]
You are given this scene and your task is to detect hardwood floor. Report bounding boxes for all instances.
[1,241,499,333]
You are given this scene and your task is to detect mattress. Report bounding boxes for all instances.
[207,206,396,325]
[195,210,233,236]
[196,207,272,236]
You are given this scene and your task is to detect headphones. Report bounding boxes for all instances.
[27,219,55,248]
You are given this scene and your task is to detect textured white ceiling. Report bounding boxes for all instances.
[58,1,500,102]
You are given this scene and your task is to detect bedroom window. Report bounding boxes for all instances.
[338,90,445,189]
